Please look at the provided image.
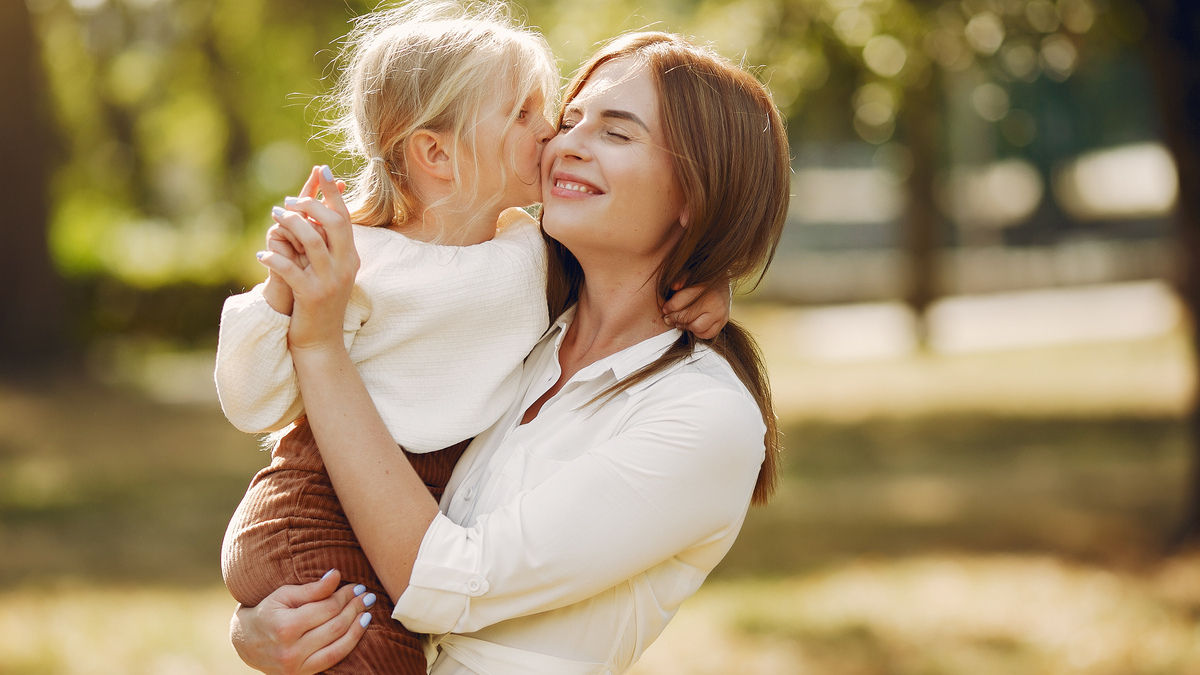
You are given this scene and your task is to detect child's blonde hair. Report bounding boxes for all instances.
[328,0,558,232]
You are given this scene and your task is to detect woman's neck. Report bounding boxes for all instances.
[519,258,673,426]
[560,266,673,371]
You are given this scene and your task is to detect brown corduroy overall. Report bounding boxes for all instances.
[222,418,467,674]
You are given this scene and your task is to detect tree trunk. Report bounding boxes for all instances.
[1138,0,1200,548]
[0,0,65,369]
[898,74,943,348]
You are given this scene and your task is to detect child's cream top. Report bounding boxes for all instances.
[214,207,549,453]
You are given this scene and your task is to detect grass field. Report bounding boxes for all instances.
[1,298,1196,674]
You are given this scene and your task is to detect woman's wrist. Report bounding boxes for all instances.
[289,338,352,375]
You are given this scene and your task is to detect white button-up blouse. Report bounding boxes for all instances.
[392,307,767,675]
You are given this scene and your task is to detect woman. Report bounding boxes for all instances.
[235,31,789,674]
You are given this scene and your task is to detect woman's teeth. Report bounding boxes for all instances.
[557,180,597,194]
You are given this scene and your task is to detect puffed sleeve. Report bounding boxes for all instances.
[391,386,765,635]
[214,282,372,433]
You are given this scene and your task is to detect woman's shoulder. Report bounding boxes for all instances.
[614,345,767,474]
[629,343,764,433]
[652,343,752,395]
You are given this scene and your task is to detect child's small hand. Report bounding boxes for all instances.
[260,169,347,315]
[262,223,305,316]
[662,280,732,340]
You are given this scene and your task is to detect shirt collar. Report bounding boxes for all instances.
[546,305,686,386]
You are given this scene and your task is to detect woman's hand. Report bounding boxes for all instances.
[231,569,376,675]
[662,280,733,339]
[257,166,359,354]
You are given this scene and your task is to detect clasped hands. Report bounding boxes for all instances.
[257,165,358,355]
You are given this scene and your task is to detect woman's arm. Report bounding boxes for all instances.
[394,385,765,635]
[258,166,438,605]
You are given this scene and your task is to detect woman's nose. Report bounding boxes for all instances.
[548,124,589,161]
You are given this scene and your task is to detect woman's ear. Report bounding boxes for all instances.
[407,130,454,182]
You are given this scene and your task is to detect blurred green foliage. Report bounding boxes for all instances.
[22,0,1151,335]
[30,0,378,289]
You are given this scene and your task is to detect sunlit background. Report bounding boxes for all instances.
[2,0,1197,672]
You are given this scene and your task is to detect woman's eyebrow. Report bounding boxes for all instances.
[600,109,649,131]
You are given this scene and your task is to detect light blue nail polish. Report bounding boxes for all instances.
[284,196,298,206]
[272,206,285,217]
[321,569,336,581]
[363,593,377,608]
[255,251,266,260]
[353,584,366,596]
[359,613,372,628]
[321,165,334,181]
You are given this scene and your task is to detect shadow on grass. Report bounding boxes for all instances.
[716,416,1189,578]
[0,374,1190,589]
[0,373,266,589]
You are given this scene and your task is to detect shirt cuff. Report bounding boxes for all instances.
[392,511,489,634]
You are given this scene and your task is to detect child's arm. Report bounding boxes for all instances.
[214,274,307,434]
[215,170,359,434]
[662,280,732,339]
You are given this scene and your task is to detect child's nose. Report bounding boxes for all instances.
[536,116,554,144]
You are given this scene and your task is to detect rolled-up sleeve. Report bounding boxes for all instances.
[392,386,765,635]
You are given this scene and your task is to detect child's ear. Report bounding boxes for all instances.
[408,129,454,181]
[679,205,690,229]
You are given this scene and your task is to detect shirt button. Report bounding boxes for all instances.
[462,487,474,501]
[466,579,482,593]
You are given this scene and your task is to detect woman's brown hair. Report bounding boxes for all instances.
[545,32,790,505]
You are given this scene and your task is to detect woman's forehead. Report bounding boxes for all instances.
[568,58,658,117]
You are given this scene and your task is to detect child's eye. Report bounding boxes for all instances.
[517,109,528,121]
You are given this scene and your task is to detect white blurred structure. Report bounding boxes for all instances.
[940,159,1045,230]
[791,167,905,225]
[1055,143,1179,221]
[776,280,1182,362]
[928,280,1182,354]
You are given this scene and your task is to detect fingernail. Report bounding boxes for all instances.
[363,593,377,608]
[284,196,298,207]
[255,251,266,260]
[272,206,285,218]
[321,165,334,181]
[359,613,372,628]
[321,569,336,581]
[353,584,366,596]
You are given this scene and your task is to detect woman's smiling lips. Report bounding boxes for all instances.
[549,171,604,198]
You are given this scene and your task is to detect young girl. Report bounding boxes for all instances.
[215,3,729,673]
